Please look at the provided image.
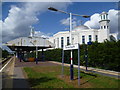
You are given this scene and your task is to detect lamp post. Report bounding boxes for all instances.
[48,7,90,80]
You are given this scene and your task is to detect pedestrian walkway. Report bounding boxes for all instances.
[13,57,30,89]
[49,61,120,79]
[13,67,30,88]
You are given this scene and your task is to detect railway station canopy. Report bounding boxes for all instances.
[5,37,55,51]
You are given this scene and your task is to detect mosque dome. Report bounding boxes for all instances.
[73,25,90,31]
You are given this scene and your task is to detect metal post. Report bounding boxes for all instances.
[42,49,44,62]
[36,46,38,64]
[62,49,64,77]
[70,13,72,44]
[85,45,88,71]
[70,13,74,80]
[20,52,21,62]
[78,43,80,86]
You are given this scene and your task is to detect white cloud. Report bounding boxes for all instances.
[108,9,119,33]
[84,13,100,29]
[2,2,72,43]
[60,17,78,28]
[60,17,70,26]
[84,9,119,36]
[34,31,53,38]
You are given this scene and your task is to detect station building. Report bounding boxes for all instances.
[49,12,118,48]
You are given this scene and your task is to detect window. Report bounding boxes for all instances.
[101,16,102,20]
[95,35,98,41]
[61,37,64,48]
[107,26,109,29]
[82,36,85,44]
[103,15,105,20]
[104,26,106,29]
[67,37,69,45]
[101,26,103,29]
[106,14,108,19]
[89,35,92,42]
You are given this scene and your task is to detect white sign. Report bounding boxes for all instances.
[63,44,79,50]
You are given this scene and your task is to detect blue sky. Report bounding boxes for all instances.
[1,2,119,44]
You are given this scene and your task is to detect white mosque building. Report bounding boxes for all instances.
[49,12,118,49]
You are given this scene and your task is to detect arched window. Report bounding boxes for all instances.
[61,37,64,48]
[89,35,92,42]
[104,26,106,29]
[95,35,98,41]
[103,15,106,20]
[106,14,108,19]
[82,36,85,44]
[67,37,69,45]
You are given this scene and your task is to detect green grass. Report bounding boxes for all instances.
[23,65,120,88]
[24,66,73,88]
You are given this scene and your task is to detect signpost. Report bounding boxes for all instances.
[63,44,79,50]
[62,43,80,86]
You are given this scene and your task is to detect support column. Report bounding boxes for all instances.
[61,50,64,77]
[36,46,38,64]
[70,50,74,80]
[42,49,44,62]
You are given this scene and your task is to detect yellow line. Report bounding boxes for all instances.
[49,61,120,76]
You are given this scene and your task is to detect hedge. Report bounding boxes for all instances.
[38,40,120,72]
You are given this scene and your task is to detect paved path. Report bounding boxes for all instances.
[49,61,120,79]
[13,67,30,88]
[13,57,30,89]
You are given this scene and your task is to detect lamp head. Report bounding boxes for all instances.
[48,7,58,11]
[82,15,90,18]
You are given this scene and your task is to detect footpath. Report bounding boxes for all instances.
[13,58,30,89]
[49,61,120,79]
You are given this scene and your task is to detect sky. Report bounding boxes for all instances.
[1,1,120,50]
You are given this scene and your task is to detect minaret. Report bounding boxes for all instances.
[29,26,35,37]
[99,11,110,40]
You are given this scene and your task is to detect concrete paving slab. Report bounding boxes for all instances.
[13,67,30,88]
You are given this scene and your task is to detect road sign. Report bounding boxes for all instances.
[87,42,92,45]
[63,44,78,50]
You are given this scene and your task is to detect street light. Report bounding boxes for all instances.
[48,7,90,80]
[48,7,90,17]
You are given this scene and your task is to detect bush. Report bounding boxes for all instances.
[40,40,120,72]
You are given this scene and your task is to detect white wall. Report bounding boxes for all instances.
[49,29,104,49]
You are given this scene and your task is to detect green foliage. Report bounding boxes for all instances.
[42,40,120,72]
[2,48,9,59]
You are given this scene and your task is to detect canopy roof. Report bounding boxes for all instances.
[5,36,55,51]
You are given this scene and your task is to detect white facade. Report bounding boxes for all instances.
[49,12,117,49]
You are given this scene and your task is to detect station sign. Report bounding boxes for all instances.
[63,44,79,50]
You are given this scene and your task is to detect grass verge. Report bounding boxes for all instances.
[23,65,119,88]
